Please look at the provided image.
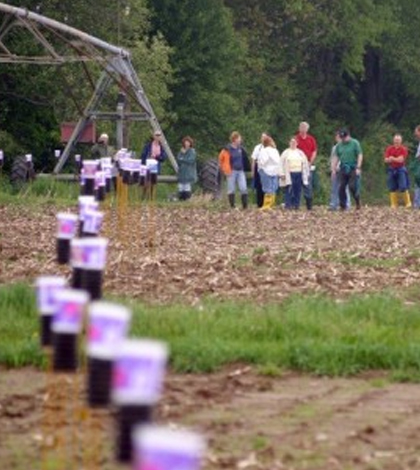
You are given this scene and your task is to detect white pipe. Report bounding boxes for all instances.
[0,2,130,57]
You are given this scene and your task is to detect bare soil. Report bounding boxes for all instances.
[1,204,420,302]
[1,367,420,470]
[2,203,420,469]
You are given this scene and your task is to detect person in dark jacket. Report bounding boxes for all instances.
[176,136,197,201]
[140,130,167,199]
[140,130,167,172]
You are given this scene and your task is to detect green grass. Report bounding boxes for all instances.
[0,175,202,208]
[2,283,420,381]
[0,283,43,367]
[0,177,79,206]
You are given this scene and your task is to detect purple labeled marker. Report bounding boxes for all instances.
[133,426,205,470]
[86,302,131,407]
[52,289,90,372]
[113,340,169,463]
[35,276,67,347]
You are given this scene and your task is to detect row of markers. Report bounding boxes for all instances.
[80,149,160,198]
[34,197,205,469]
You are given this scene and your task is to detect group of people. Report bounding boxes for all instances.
[91,122,420,210]
[219,122,363,211]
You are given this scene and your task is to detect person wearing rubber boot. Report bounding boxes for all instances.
[219,132,250,209]
[176,136,197,201]
[258,134,281,210]
[332,128,363,211]
[384,134,411,208]
[296,122,317,211]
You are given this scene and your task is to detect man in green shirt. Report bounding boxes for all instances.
[331,128,363,210]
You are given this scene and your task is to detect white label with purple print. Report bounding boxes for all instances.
[113,355,166,405]
[137,449,200,470]
[36,277,66,315]
[53,299,84,334]
[83,160,99,177]
[57,213,78,239]
[88,316,128,359]
[146,159,158,174]
[83,211,103,235]
[79,239,108,270]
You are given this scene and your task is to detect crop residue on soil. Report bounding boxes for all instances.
[1,205,420,302]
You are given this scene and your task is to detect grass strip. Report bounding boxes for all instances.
[1,283,420,380]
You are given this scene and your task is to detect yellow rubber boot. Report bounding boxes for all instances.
[390,192,398,208]
[270,194,276,208]
[260,194,272,210]
[403,191,412,208]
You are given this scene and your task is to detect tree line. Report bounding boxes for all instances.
[1,0,420,200]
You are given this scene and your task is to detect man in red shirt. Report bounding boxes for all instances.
[296,121,317,210]
[384,133,411,208]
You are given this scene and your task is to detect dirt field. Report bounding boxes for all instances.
[2,203,420,469]
[1,367,420,470]
[2,204,420,302]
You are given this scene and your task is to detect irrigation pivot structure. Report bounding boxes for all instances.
[0,2,178,173]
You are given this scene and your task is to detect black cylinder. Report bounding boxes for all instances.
[151,173,158,185]
[106,178,112,193]
[78,220,84,237]
[81,231,98,238]
[96,186,105,202]
[80,269,103,300]
[71,267,84,289]
[84,178,95,196]
[56,238,71,265]
[122,170,130,185]
[53,332,78,372]
[87,357,113,407]
[116,405,153,463]
[40,315,53,347]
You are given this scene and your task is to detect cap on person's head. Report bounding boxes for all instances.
[338,128,349,138]
[99,133,109,142]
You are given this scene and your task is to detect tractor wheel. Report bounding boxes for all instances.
[10,156,36,189]
[199,158,222,199]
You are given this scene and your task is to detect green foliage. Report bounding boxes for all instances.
[148,0,247,152]
[0,0,173,170]
[2,0,420,193]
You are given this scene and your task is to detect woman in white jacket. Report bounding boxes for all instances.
[258,135,281,210]
[279,137,310,210]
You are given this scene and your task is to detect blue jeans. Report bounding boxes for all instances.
[386,167,409,192]
[284,172,303,209]
[414,187,420,209]
[330,173,351,210]
[227,170,247,195]
[259,169,279,194]
[303,170,313,201]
